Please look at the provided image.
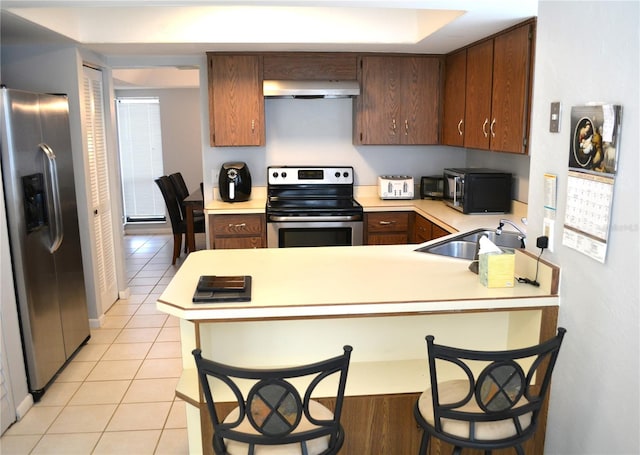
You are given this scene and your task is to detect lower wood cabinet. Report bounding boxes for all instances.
[203,394,422,455]
[210,211,448,248]
[432,223,451,240]
[202,392,548,455]
[413,213,451,243]
[414,214,433,243]
[336,393,422,453]
[365,211,412,245]
[209,213,265,249]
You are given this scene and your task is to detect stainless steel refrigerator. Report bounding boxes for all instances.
[0,88,90,400]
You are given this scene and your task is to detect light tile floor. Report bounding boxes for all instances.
[1,234,199,455]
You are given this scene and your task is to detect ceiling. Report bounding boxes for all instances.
[1,1,537,88]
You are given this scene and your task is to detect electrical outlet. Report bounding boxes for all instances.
[542,219,555,252]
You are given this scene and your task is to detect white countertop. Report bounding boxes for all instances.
[206,187,266,213]
[157,243,557,321]
[182,187,546,322]
[206,186,528,235]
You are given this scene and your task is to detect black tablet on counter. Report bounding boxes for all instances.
[192,275,252,303]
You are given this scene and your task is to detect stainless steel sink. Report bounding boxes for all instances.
[460,230,525,250]
[421,240,478,260]
[415,228,525,260]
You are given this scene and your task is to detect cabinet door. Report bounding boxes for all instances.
[365,212,410,245]
[490,24,532,154]
[431,224,450,240]
[263,53,357,80]
[208,54,264,146]
[214,236,264,249]
[413,214,433,243]
[210,214,265,249]
[442,50,466,146]
[400,57,440,145]
[356,56,440,145]
[355,56,401,144]
[413,215,451,243]
[463,40,493,150]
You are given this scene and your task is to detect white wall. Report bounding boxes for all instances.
[528,2,639,453]
[115,88,202,190]
[116,87,203,234]
[201,96,467,200]
[0,45,128,320]
[467,148,531,202]
[201,97,535,204]
[0,168,31,429]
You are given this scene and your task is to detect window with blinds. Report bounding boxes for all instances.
[116,97,165,222]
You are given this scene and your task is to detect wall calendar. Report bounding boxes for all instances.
[562,104,622,263]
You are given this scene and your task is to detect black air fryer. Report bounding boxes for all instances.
[219,162,251,202]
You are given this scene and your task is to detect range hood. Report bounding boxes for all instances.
[263,80,360,99]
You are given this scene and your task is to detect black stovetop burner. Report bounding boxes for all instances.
[266,166,363,219]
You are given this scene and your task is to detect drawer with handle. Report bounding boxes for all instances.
[366,212,410,233]
[212,214,264,235]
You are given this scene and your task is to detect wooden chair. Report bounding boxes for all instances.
[192,346,353,455]
[414,328,566,455]
[168,171,203,219]
[154,175,204,264]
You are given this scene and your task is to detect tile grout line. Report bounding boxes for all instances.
[0,234,189,454]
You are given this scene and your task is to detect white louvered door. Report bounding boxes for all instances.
[1,340,16,434]
[83,66,118,315]
[1,164,17,434]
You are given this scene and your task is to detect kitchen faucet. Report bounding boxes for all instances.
[496,219,527,248]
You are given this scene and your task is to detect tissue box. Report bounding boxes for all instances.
[479,249,515,288]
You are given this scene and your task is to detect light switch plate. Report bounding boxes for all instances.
[549,102,561,133]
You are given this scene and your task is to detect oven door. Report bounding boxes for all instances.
[267,219,363,248]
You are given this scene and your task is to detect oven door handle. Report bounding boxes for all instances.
[269,215,362,222]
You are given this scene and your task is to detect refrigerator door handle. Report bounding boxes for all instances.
[39,143,64,253]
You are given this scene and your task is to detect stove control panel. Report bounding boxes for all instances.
[268,166,354,185]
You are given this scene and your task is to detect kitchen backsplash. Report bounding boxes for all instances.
[205,97,530,202]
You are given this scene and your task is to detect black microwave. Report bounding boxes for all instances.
[443,168,512,214]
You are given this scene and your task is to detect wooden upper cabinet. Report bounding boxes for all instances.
[462,22,534,154]
[441,50,467,146]
[490,23,533,153]
[355,55,440,145]
[208,54,265,147]
[405,57,441,145]
[355,56,399,144]
[463,39,494,150]
[263,53,357,80]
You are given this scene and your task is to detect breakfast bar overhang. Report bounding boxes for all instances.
[157,244,560,454]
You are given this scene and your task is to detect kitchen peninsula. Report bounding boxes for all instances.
[157,239,559,454]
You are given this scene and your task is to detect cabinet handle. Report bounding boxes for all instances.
[490,118,496,138]
[404,120,409,135]
[391,118,397,135]
[379,220,396,225]
[457,119,463,136]
[482,118,489,138]
[229,223,246,228]
[251,119,255,132]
